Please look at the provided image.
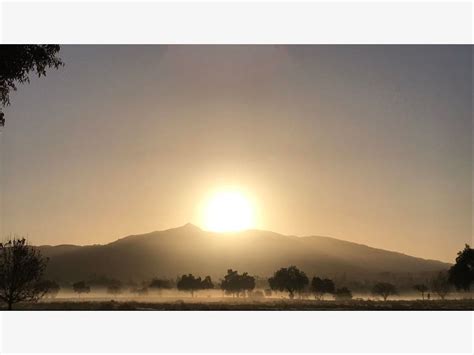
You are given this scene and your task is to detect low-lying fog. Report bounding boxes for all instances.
[42,289,470,302]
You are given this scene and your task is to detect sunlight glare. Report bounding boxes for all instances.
[202,189,255,232]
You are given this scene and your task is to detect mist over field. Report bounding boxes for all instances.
[1,45,472,311]
[16,223,469,311]
[46,288,465,302]
[2,222,469,310]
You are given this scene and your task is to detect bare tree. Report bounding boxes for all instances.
[431,272,451,300]
[0,238,48,310]
[414,284,428,300]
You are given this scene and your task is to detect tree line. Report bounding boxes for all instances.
[132,267,459,302]
[68,267,353,300]
[0,238,473,309]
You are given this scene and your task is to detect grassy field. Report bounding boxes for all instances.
[7,298,474,310]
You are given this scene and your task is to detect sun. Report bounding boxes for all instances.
[201,188,256,232]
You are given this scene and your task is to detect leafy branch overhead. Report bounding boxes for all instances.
[0,45,63,126]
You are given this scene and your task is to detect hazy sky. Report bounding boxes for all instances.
[0,46,471,262]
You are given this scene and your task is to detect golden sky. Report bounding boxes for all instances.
[0,45,471,262]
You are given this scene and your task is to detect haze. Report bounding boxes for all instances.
[0,45,471,262]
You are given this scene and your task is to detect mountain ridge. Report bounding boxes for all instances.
[37,223,451,282]
[39,223,448,265]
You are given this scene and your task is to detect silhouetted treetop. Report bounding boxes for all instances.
[448,244,473,292]
[36,279,60,298]
[201,275,214,290]
[0,238,49,309]
[177,274,214,297]
[72,281,91,296]
[311,277,335,300]
[107,282,123,295]
[334,287,353,300]
[220,269,255,297]
[413,284,428,300]
[268,266,308,299]
[0,45,63,126]
[431,272,451,300]
[372,282,397,301]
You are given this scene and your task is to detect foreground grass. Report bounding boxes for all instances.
[7,298,474,311]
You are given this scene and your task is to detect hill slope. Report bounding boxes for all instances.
[38,224,450,282]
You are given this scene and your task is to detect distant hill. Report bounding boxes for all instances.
[38,224,450,282]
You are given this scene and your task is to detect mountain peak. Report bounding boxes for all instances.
[179,222,202,231]
[42,225,450,281]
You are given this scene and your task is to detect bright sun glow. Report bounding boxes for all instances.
[202,189,256,232]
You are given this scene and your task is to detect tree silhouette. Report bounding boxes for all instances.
[431,272,450,300]
[177,274,213,297]
[0,45,63,126]
[177,274,199,297]
[334,287,353,300]
[448,244,473,292]
[268,266,309,299]
[372,282,397,301]
[106,281,123,296]
[201,275,214,290]
[311,277,335,300]
[414,284,428,300]
[0,238,48,310]
[220,269,255,297]
[36,279,60,299]
[72,281,91,297]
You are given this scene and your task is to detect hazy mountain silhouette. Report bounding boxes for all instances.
[38,223,450,282]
